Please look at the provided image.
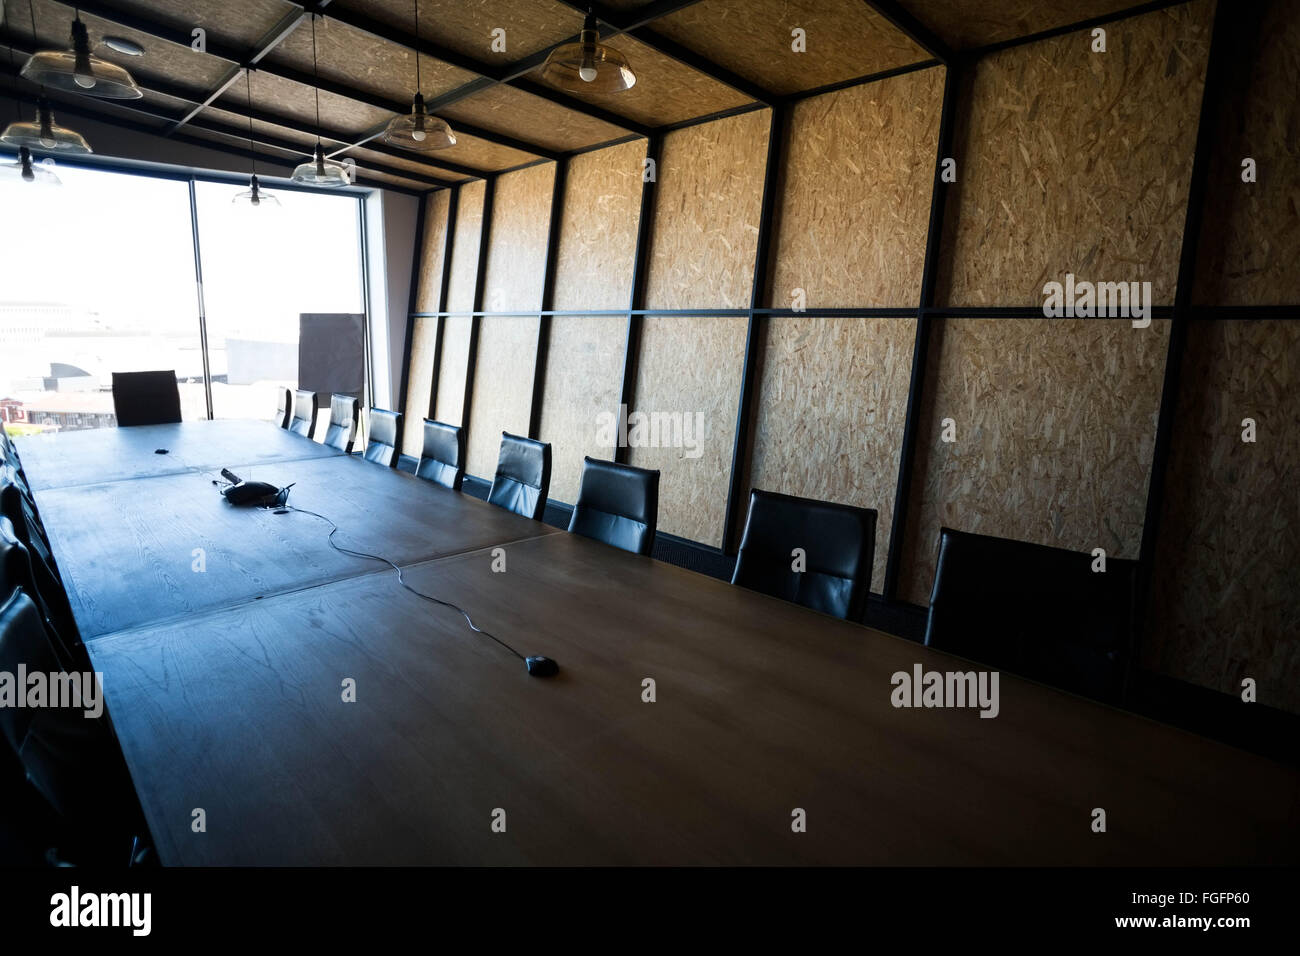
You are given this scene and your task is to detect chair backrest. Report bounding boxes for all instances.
[324,394,359,453]
[416,419,465,490]
[731,489,877,622]
[364,408,402,467]
[290,389,317,439]
[487,433,551,520]
[923,527,1137,702]
[567,457,659,555]
[275,387,293,429]
[111,371,181,427]
[0,516,80,671]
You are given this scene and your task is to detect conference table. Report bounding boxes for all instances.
[18,420,1300,866]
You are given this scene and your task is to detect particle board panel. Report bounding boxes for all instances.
[649,0,929,96]
[1147,319,1300,714]
[465,316,541,478]
[181,124,303,162]
[445,178,487,312]
[537,316,628,505]
[436,84,632,154]
[937,2,1214,308]
[746,317,918,592]
[351,167,428,191]
[265,14,479,105]
[338,0,586,62]
[482,162,556,313]
[644,109,771,310]
[628,315,749,547]
[342,146,472,183]
[98,0,298,50]
[1193,0,1300,306]
[415,190,453,312]
[898,318,1171,606]
[434,315,474,426]
[901,0,1143,51]
[438,129,543,171]
[402,315,440,456]
[767,66,943,309]
[532,34,755,128]
[217,68,394,139]
[200,106,348,153]
[551,138,646,311]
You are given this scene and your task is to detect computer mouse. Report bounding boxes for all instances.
[525,656,559,678]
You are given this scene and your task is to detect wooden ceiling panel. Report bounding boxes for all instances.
[87,0,300,51]
[37,88,173,130]
[182,124,303,161]
[427,128,546,170]
[336,0,586,61]
[900,0,1140,50]
[217,69,394,140]
[531,33,754,127]
[263,15,479,105]
[343,145,475,182]
[437,83,630,152]
[201,105,349,154]
[650,0,929,95]
[343,165,432,191]
[26,1,237,90]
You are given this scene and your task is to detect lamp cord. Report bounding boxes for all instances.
[285,505,526,662]
[244,69,256,177]
[413,0,421,94]
[309,12,321,149]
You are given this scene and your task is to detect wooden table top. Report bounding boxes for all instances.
[88,532,1300,866]
[15,419,342,491]
[35,450,558,638]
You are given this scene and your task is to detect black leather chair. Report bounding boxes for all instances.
[290,389,317,439]
[275,387,293,429]
[924,527,1137,702]
[323,394,359,453]
[568,457,660,555]
[111,371,181,427]
[0,588,144,861]
[487,433,551,521]
[1,466,49,554]
[0,516,81,671]
[416,420,465,490]
[731,489,877,622]
[364,408,402,467]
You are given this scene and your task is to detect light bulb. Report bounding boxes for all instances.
[411,128,426,142]
[579,50,597,82]
[74,69,97,89]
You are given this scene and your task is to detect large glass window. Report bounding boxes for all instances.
[0,158,367,436]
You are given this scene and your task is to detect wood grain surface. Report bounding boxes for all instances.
[89,532,1300,866]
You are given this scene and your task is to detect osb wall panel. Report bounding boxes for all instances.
[482,163,556,313]
[537,316,628,504]
[445,180,486,313]
[1193,0,1300,306]
[465,317,541,479]
[938,3,1214,307]
[898,318,1171,605]
[651,0,927,96]
[767,67,943,309]
[1147,320,1300,714]
[901,0,1138,50]
[644,110,771,310]
[433,315,473,426]
[414,191,452,313]
[628,316,749,547]
[552,138,646,311]
[402,316,439,456]
[746,317,918,593]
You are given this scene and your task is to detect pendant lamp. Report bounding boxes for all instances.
[21,10,143,99]
[233,71,278,207]
[291,15,350,188]
[0,145,60,184]
[1,96,92,152]
[383,0,454,151]
[541,9,635,93]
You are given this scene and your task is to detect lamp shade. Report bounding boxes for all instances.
[540,21,635,93]
[20,19,143,99]
[383,94,455,151]
[233,174,280,207]
[291,145,351,188]
[0,146,61,185]
[1,100,92,153]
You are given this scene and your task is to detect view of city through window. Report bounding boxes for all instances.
[0,159,366,437]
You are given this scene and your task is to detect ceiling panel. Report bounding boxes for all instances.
[342,145,475,182]
[421,127,546,170]
[336,0,586,62]
[650,0,929,95]
[437,83,630,152]
[216,68,394,140]
[349,165,434,192]
[182,123,303,162]
[37,87,173,131]
[201,105,350,155]
[263,15,479,106]
[530,33,753,127]
[900,0,1141,50]
[88,0,300,51]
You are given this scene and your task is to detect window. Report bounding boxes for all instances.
[0,158,367,436]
